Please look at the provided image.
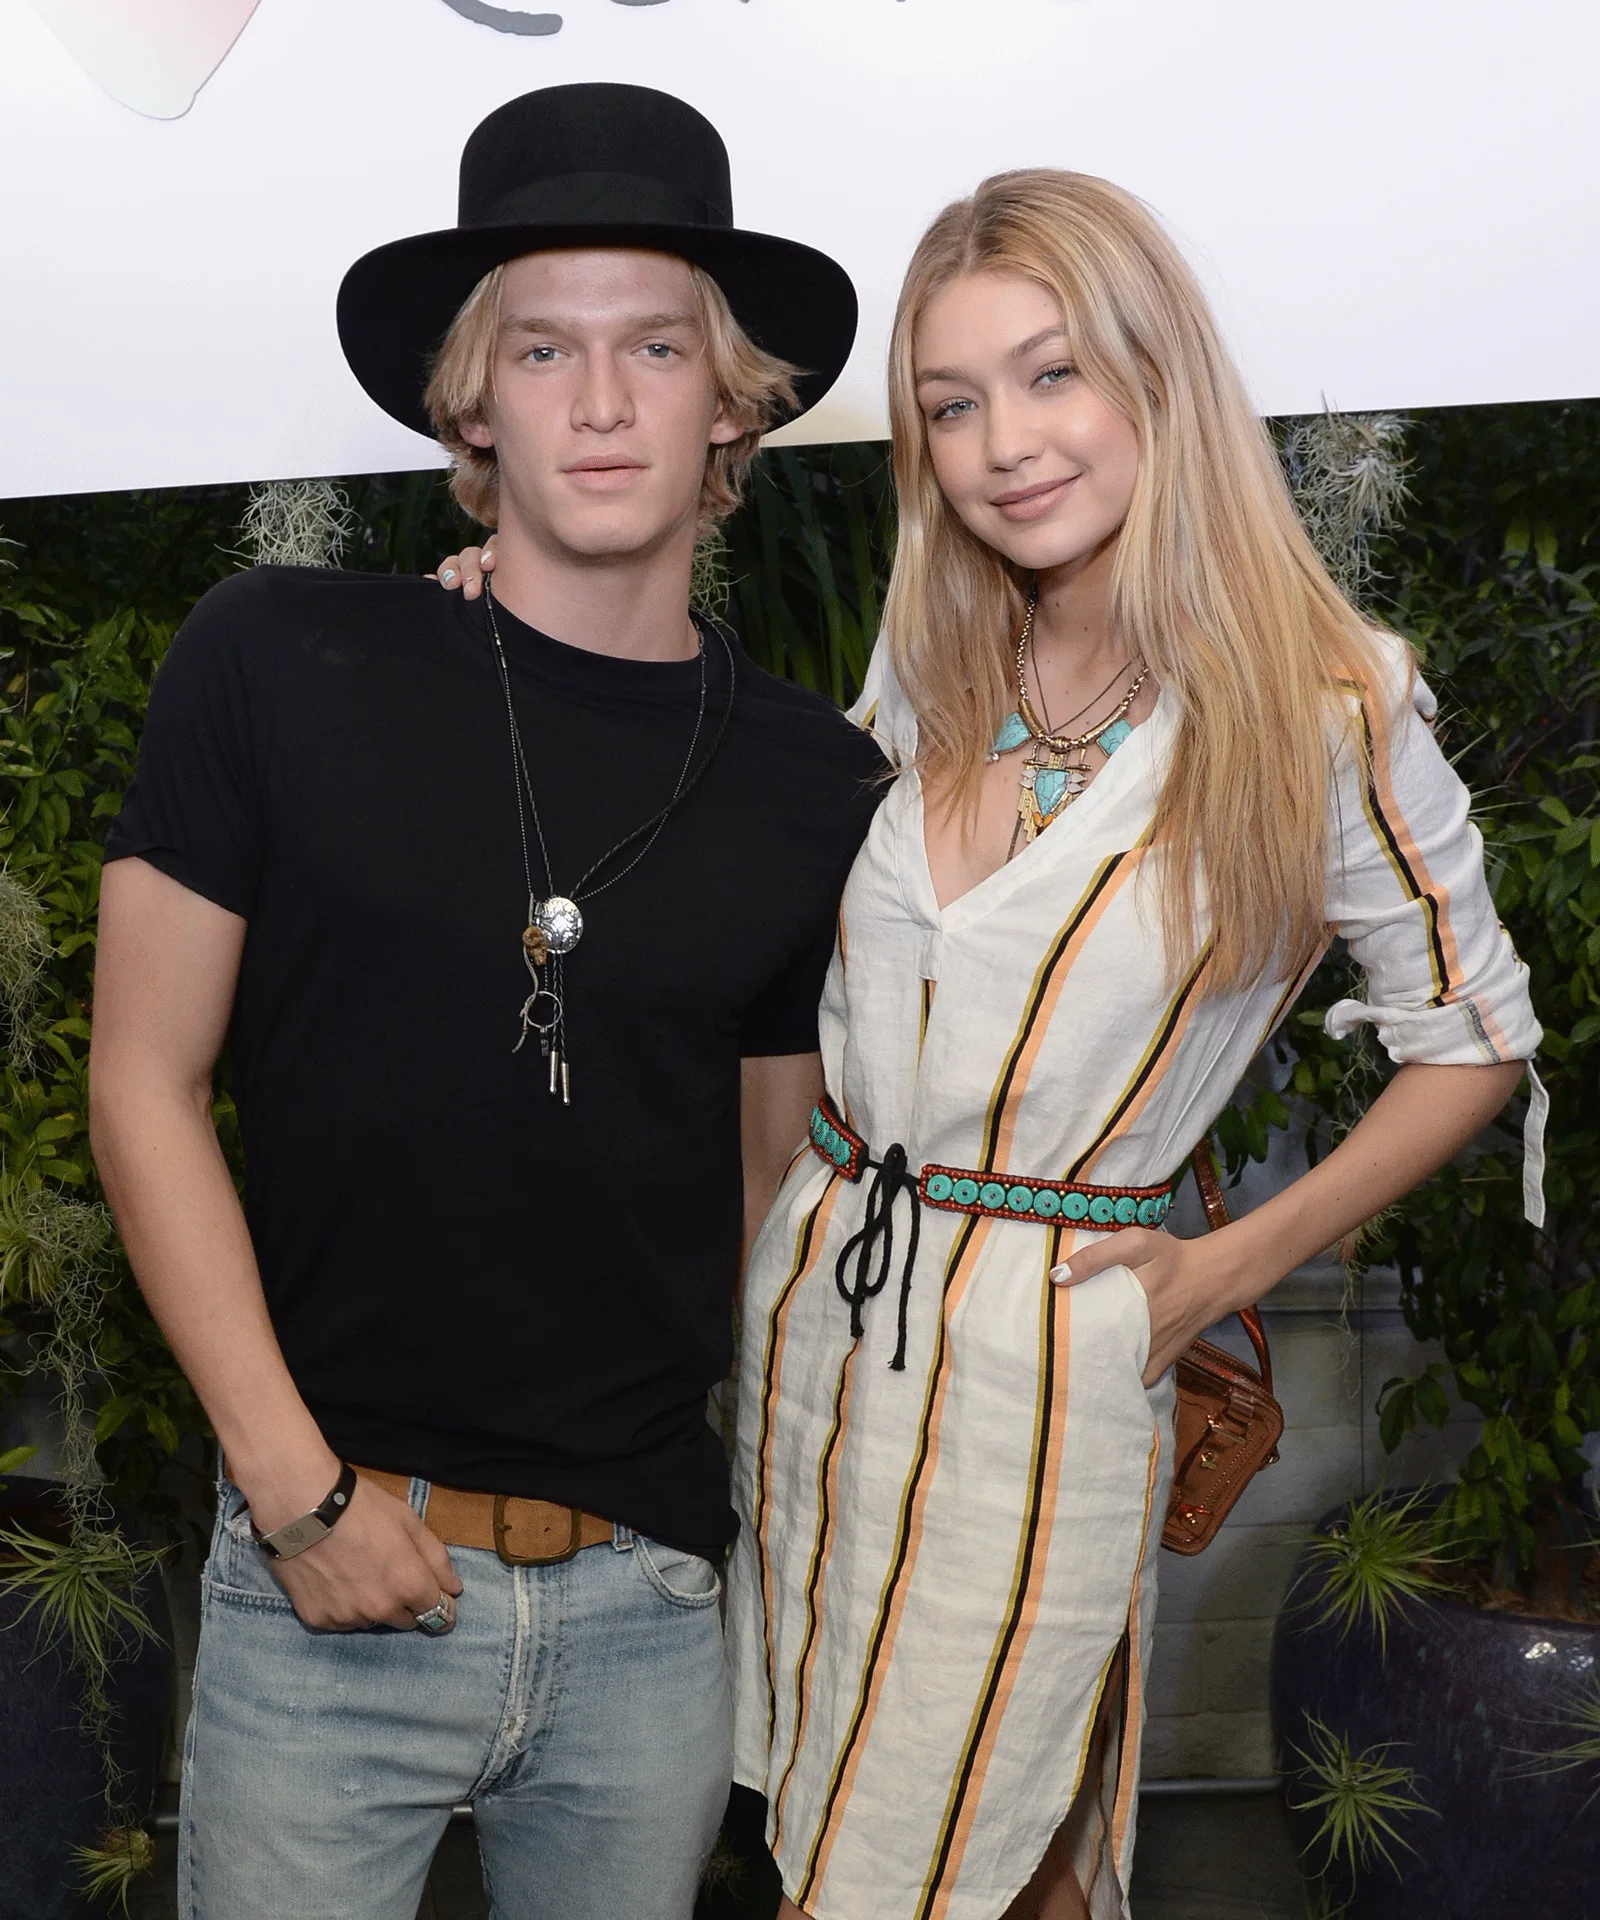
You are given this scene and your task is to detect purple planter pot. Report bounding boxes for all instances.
[1271,1504,1600,1920]
[0,1479,173,1920]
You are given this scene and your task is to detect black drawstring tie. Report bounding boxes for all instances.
[833,1142,921,1371]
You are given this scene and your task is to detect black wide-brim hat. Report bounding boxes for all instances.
[338,83,858,440]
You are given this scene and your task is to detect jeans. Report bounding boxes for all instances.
[179,1478,731,1920]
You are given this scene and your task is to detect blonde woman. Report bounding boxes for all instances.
[440,173,1542,1920]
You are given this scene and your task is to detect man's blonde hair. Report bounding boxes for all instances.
[424,256,798,530]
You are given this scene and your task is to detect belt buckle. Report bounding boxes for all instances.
[493,1494,583,1567]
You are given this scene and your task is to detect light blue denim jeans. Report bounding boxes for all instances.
[179,1478,731,1920]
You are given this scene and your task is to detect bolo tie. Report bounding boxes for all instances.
[483,579,735,1104]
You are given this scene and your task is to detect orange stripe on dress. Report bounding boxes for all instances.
[754,1179,846,1750]
[1068,944,1215,1183]
[1360,693,1485,1021]
[919,1229,1073,1917]
[978,850,1142,1173]
[989,852,1145,1172]
[1109,1420,1165,1864]
[770,1334,865,1854]
[1375,764,1514,1053]
[1257,938,1330,1052]
[796,1217,994,1907]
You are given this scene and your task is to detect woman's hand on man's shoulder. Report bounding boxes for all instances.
[430,542,495,599]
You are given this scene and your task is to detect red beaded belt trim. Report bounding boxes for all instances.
[808,1102,1173,1230]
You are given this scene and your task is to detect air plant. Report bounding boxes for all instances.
[0,867,50,1069]
[1287,1713,1434,1914]
[1502,1674,1600,1809]
[238,478,358,568]
[1280,409,1411,603]
[690,525,732,621]
[73,1824,156,1913]
[0,1521,164,1682]
[1289,1487,1452,1653]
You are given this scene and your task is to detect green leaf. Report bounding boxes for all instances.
[1415,1372,1452,1428]
[1377,1381,1415,1454]
[1558,1285,1595,1330]
[93,1396,134,1445]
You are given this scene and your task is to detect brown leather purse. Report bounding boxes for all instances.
[1160,1140,1284,1555]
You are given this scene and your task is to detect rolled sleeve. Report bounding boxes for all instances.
[1323,646,1541,1068]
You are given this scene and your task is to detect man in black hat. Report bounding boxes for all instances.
[88,85,881,1918]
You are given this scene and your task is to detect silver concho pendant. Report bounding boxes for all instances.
[534,895,584,954]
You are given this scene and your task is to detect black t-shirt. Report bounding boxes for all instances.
[106,568,883,1552]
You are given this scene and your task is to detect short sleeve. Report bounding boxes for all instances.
[1323,638,1541,1069]
[103,577,266,919]
[737,914,836,1058]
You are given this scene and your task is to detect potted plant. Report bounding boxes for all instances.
[1253,403,1600,1919]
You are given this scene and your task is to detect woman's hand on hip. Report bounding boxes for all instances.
[1051,1227,1243,1386]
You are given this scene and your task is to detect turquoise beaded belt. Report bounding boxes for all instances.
[808,1102,1173,1231]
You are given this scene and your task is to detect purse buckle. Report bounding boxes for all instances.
[493,1495,583,1567]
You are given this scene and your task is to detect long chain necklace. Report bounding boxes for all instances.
[991,594,1149,854]
[484,579,735,1103]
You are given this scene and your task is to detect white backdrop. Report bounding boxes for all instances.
[2,0,1597,499]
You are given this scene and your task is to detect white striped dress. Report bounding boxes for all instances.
[726,633,1542,1920]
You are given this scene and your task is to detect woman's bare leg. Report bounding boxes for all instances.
[1005,1641,1126,1920]
[1002,1816,1091,1920]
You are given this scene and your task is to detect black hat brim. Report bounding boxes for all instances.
[337,222,858,442]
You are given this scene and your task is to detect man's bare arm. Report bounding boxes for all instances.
[739,1052,823,1299]
[89,858,460,1629]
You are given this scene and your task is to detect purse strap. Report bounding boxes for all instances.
[1189,1138,1273,1396]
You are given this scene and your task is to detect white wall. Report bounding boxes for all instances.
[3,0,1599,499]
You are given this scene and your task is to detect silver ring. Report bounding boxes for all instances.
[414,1591,456,1636]
[440,567,457,585]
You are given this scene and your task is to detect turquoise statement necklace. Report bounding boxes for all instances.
[991,596,1148,850]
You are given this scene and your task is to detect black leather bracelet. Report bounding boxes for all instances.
[249,1460,358,1561]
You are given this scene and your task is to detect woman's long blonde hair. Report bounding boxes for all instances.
[883,170,1390,995]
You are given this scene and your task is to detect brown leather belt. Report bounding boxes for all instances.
[357,1468,614,1567]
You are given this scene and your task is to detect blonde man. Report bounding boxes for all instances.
[89,86,879,1920]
